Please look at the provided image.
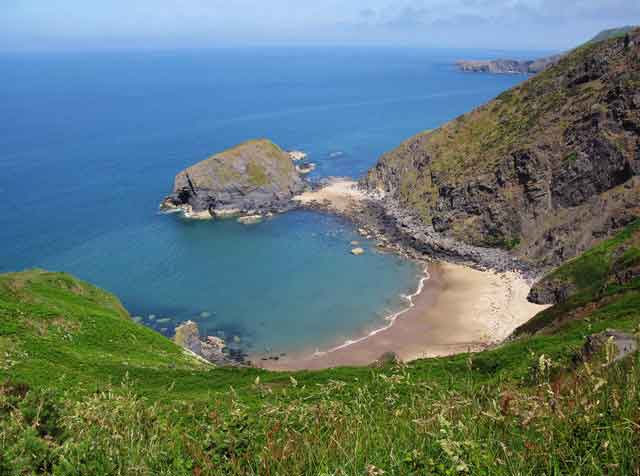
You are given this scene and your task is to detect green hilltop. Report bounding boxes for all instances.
[589,25,638,43]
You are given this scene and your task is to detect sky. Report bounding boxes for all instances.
[2,0,639,52]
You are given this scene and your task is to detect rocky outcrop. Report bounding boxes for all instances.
[364,30,640,270]
[456,56,561,75]
[161,139,307,218]
[173,320,238,366]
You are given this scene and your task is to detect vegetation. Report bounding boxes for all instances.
[516,219,640,336]
[589,26,638,43]
[1,222,640,474]
[181,139,298,191]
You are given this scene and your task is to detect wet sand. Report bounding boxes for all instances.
[255,262,549,371]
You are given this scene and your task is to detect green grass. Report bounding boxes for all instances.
[246,160,269,187]
[1,223,640,474]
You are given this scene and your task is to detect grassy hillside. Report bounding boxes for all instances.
[1,224,640,474]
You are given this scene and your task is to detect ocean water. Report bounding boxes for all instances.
[0,47,525,356]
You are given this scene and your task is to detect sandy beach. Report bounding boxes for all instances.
[255,262,549,370]
[293,178,365,213]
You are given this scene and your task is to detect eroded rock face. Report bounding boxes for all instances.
[364,30,640,269]
[161,139,307,218]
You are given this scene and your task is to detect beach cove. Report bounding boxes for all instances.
[256,262,548,370]
[254,179,549,369]
[0,48,528,365]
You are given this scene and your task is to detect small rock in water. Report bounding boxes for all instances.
[233,335,241,343]
[237,215,263,225]
[350,240,360,246]
[296,163,316,174]
[200,311,211,318]
[288,150,307,161]
[351,247,365,256]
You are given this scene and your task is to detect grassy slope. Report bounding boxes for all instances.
[183,139,297,190]
[515,219,640,336]
[1,224,640,474]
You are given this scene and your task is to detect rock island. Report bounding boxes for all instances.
[161,139,308,219]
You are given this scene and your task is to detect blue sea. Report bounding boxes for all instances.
[0,47,526,357]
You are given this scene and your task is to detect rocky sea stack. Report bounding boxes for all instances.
[161,139,307,218]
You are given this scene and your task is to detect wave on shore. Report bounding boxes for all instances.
[313,264,430,357]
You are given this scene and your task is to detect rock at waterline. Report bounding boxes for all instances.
[173,320,233,364]
[296,163,316,175]
[288,150,307,161]
[173,320,202,355]
[160,139,307,218]
[237,215,263,225]
[351,247,365,256]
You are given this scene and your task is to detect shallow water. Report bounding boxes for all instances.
[0,47,527,355]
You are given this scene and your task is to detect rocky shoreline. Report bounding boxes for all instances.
[169,178,546,367]
[298,179,542,281]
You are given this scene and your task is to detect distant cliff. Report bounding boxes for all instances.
[456,56,560,75]
[456,26,637,76]
[161,139,307,218]
[364,29,640,269]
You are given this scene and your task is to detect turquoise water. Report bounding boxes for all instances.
[0,48,525,356]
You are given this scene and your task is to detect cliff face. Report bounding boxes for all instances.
[162,139,307,217]
[364,30,640,268]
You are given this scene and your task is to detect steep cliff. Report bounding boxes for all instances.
[364,29,640,268]
[161,139,307,218]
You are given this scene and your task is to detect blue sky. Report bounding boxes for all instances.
[2,0,639,51]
